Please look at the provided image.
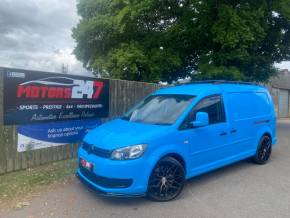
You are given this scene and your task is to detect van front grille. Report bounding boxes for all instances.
[82,142,112,158]
[79,165,133,188]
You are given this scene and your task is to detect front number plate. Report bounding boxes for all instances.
[80,158,94,171]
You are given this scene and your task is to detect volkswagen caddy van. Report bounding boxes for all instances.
[77,81,276,201]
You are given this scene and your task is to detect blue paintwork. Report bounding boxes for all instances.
[77,83,277,196]
[192,112,209,127]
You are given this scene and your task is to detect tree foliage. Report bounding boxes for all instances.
[73,0,290,83]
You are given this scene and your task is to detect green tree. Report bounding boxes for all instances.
[72,0,290,83]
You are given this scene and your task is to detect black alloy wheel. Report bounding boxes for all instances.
[147,157,185,201]
[253,135,272,164]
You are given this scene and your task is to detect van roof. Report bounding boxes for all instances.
[155,81,267,96]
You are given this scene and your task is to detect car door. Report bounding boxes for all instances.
[179,95,230,176]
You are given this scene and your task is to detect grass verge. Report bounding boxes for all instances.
[0,159,77,207]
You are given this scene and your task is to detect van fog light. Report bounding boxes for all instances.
[111,144,147,160]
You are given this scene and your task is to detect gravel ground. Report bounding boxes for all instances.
[1,120,290,218]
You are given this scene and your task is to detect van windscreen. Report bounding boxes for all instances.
[122,94,195,125]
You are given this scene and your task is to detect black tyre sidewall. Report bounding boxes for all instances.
[253,135,272,165]
[147,157,185,202]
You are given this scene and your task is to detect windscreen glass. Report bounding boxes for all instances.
[122,94,195,125]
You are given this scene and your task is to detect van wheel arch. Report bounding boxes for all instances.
[147,152,187,189]
[255,131,272,148]
[253,133,272,164]
[161,153,186,173]
[262,132,272,142]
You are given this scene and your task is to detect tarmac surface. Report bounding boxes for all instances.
[1,120,290,218]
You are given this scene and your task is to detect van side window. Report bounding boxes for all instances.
[194,95,225,124]
[181,95,225,129]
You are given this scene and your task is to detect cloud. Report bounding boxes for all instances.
[0,0,91,75]
[275,61,290,71]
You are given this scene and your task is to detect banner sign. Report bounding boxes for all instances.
[3,68,109,125]
[17,119,101,152]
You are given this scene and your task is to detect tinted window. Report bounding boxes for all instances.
[122,94,195,125]
[181,95,225,129]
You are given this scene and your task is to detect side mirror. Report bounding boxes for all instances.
[191,112,209,127]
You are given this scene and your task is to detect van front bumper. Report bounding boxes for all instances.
[77,147,158,196]
[78,164,133,188]
[76,170,145,197]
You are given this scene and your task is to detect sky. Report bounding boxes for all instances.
[0,0,289,76]
[0,0,90,75]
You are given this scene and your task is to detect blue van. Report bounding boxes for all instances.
[77,81,277,201]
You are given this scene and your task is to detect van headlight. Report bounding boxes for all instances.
[111,144,147,160]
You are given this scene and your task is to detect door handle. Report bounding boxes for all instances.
[219,132,228,136]
[230,129,237,134]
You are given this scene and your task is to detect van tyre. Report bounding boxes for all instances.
[253,135,272,164]
[147,157,185,201]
